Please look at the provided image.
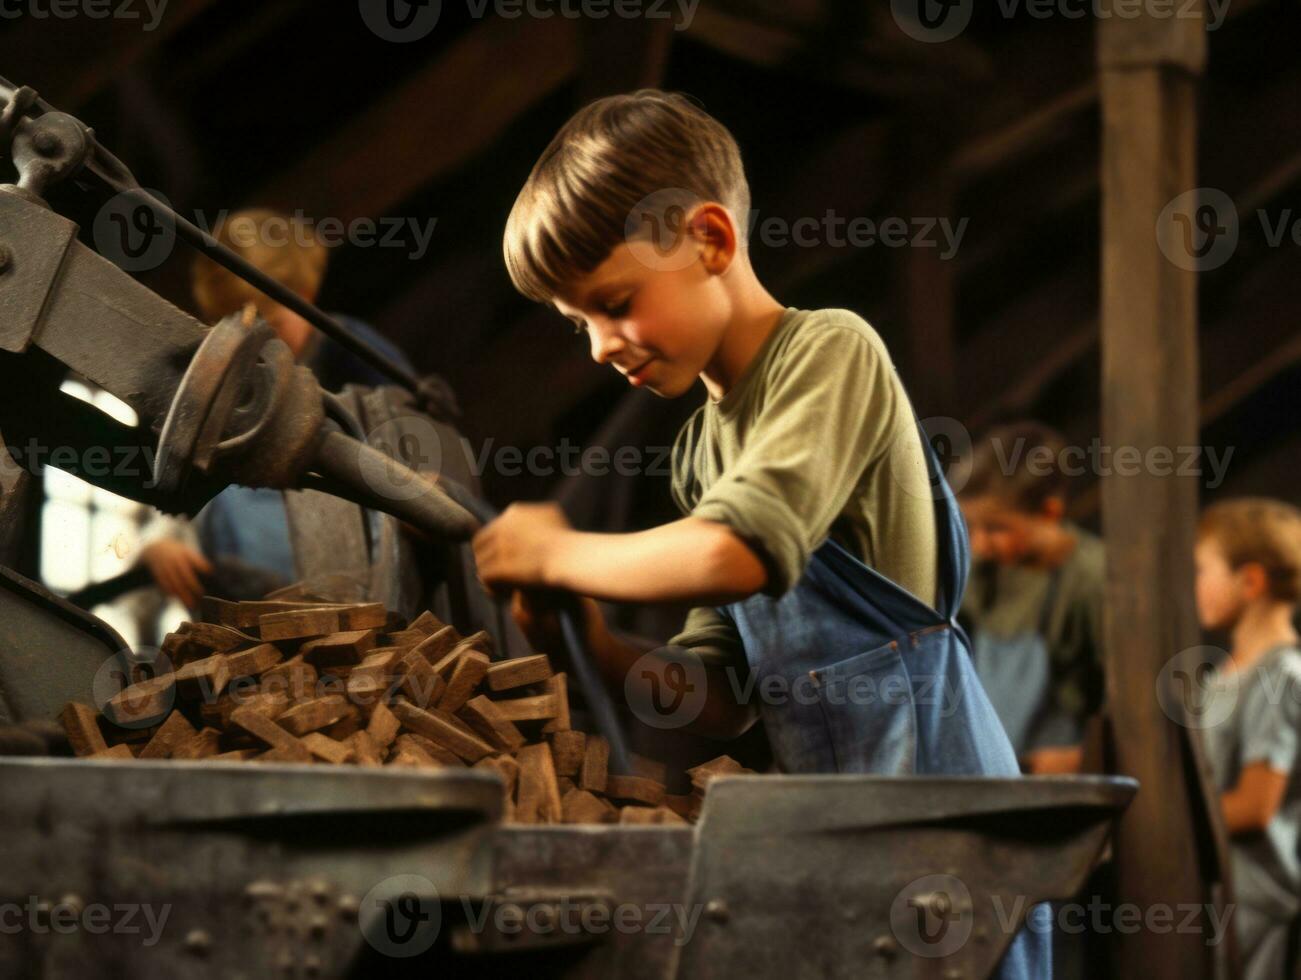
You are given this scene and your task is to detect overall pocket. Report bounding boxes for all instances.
[811,641,917,774]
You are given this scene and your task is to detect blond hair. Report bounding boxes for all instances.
[502,89,750,303]
[1198,497,1301,603]
[191,208,329,322]
[962,421,1072,512]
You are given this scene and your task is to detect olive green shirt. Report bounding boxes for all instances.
[668,307,939,670]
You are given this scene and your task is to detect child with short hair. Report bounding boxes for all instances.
[958,421,1107,775]
[1196,498,1301,980]
[472,90,1049,977]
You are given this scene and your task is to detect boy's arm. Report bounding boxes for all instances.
[1221,761,1289,834]
[475,503,768,604]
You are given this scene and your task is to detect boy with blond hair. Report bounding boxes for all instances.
[1196,498,1301,980]
[472,90,1049,976]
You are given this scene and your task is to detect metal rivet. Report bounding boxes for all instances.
[873,935,898,959]
[33,131,61,157]
[0,245,12,272]
[337,894,359,919]
[705,899,729,924]
[184,929,211,956]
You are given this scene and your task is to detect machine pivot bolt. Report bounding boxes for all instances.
[33,130,62,157]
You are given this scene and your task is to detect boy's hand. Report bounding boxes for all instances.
[510,589,606,655]
[472,502,573,593]
[141,540,213,609]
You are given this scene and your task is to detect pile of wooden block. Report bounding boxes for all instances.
[58,598,754,825]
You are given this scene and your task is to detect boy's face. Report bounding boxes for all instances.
[961,494,1055,565]
[1194,535,1249,631]
[552,229,734,399]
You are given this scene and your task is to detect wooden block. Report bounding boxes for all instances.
[491,694,559,723]
[299,630,376,669]
[384,629,428,648]
[277,695,350,736]
[484,654,552,693]
[88,744,134,760]
[397,650,445,709]
[257,746,315,764]
[225,643,284,678]
[629,752,668,786]
[516,743,563,824]
[106,673,175,728]
[541,672,570,733]
[172,727,222,760]
[663,794,696,821]
[349,730,383,767]
[457,696,525,752]
[184,621,257,652]
[557,776,576,795]
[437,651,490,713]
[259,656,316,699]
[549,730,586,777]
[580,735,609,793]
[324,704,365,739]
[605,774,667,807]
[229,707,310,760]
[407,610,444,635]
[366,702,401,749]
[238,690,292,721]
[562,789,613,824]
[619,806,672,825]
[137,710,197,760]
[212,749,258,761]
[59,702,108,757]
[394,733,460,767]
[474,754,520,797]
[173,654,231,702]
[336,603,388,631]
[389,700,494,763]
[259,608,341,641]
[686,755,748,792]
[406,626,457,670]
[202,598,336,629]
[301,732,355,764]
[346,673,389,711]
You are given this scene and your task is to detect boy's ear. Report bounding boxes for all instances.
[687,202,737,274]
[1238,561,1271,601]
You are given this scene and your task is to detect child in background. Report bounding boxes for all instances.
[1196,498,1301,980]
[140,208,415,607]
[958,422,1106,775]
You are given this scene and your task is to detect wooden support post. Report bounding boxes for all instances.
[1097,5,1232,979]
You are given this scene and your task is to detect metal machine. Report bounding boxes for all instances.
[0,78,1136,978]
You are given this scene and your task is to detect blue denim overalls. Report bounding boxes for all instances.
[716,418,1052,978]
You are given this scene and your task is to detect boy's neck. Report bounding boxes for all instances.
[1226,601,1300,674]
[700,288,788,402]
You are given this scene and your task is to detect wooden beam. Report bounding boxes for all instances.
[255,17,580,223]
[1096,7,1226,980]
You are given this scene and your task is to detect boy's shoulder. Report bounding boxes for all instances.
[776,306,891,359]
